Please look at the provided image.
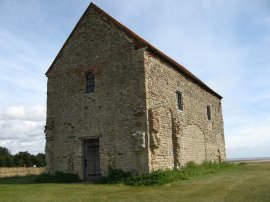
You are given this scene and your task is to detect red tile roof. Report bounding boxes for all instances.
[46,3,222,99]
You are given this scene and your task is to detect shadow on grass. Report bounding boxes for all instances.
[0,172,82,184]
[0,175,38,184]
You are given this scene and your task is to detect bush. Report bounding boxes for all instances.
[35,172,81,183]
[97,161,237,186]
[97,167,132,184]
[124,169,188,185]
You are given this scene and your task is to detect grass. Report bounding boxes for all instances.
[0,162,269,201]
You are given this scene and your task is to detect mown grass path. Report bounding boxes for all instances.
[0,162,269,202]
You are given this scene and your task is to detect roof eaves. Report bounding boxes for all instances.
[146,46,223,99]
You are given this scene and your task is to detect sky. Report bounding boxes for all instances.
[0,0,269,158]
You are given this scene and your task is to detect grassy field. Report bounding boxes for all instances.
[0,167,45,178]
[0,162,269,202]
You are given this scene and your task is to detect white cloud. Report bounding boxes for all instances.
[226,121,270,150]
[0,105,46,154]
[0,138,45,155]
[2,105,46,121]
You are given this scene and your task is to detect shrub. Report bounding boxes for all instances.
[97,161,237,186]
[124,169,188,185]
[35,172,81,183]
[97,167,132,184]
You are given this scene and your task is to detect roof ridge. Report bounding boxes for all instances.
[45,2,222,99]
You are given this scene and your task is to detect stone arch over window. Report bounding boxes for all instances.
[86,71,95,94]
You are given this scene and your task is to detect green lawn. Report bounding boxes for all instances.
[0,162,269,202]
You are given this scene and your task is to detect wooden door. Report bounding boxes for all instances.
[84,139,101,181]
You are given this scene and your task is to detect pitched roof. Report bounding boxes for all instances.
[46,3,222,99]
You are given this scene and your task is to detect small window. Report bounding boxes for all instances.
[86,72,95,94]
[207,105,211,120]
[177,91,183,111]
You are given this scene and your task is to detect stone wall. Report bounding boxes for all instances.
[144,51,226,171]
[45,6,149,179]
[45,4,226,179]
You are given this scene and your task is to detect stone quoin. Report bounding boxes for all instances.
[45,3,226,181]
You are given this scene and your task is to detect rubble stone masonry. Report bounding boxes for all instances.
[45,4,226,180]
[144,51,226,171]
[45,7,149,179]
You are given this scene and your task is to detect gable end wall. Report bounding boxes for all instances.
[45,7,149,179]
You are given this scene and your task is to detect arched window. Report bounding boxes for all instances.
[86,72,95,94]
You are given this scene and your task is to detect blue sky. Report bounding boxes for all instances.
[0,0,269,158]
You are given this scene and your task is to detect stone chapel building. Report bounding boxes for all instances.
[45,3,226,181]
